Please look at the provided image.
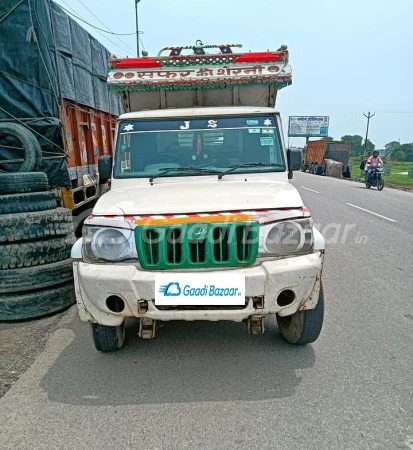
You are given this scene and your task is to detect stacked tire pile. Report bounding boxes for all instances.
[0,172,76,321]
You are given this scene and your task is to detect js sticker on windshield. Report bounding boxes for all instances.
[180,120,218,130]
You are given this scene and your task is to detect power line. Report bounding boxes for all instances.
[56,0,136,56]
[57,3,136,35]
[376,110,413,114]
[139,35,145,51]
[75,0,137,55]
[330,115,361,128]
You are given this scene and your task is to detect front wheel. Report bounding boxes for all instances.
[276,283,324,345]
[90,322,125,352]
[377,177,384,191]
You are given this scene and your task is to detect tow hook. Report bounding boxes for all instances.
[247,315,265,335]
[137,300,148,314]
[138,318,157,339]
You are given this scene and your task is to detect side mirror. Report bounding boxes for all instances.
[286,149,293,179]
[98,155,113,184]
[289,148,303,171]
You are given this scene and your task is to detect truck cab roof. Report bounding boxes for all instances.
[119,106,281,121]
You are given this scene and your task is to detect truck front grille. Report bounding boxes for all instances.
[135,222,258,270]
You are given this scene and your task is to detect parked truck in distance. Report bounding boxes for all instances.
[71,42,326,352]
[301,139,351,176]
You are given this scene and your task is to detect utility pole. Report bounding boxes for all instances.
[363,111,375,156]
[135,0,141,56]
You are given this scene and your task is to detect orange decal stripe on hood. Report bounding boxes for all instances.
[134,214,254,226]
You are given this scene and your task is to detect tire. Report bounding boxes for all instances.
[0,208,73,243]
[0,122,42,172]
[90,322,126,352]
[0,172,49,194]
[0,258,74,294]
[276,282,325,345]
[377,177,384,191]
[0,191,56,215]
[0,281,75,321]
[0,234,75,270]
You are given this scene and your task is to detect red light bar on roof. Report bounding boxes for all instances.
[233,52,284,63]
[113,58,162,69]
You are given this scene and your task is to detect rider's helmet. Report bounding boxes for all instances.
[373,150,379,157]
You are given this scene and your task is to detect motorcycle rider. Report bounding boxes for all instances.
[365,150,383,183]
[360,152,372,173]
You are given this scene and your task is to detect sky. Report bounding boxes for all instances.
[54,0,413,149]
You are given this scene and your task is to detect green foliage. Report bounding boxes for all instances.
[385,141,413,161]
[385,141,400,156]
[341,135,362,146]
[341,135,374,156]
[398,144,413,162]
[364,139,375,153]
[393,150,406,162]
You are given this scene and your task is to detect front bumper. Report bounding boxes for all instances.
[73,251,324,326]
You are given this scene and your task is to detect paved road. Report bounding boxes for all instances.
[1,173,413,450]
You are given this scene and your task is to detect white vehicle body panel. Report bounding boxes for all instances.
[94,179,303,216]
[73,252,323,326]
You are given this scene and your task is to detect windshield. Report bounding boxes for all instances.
[114,115,285,179]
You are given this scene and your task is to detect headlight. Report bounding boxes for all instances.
[82,226,138,262]
[259,218,313,256]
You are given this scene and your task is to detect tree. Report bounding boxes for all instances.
[385,141,400,158]
[386,142,413,161]
[341,135,363,146]
[394,151,406,162]
[341,135,364,156]
[398,143,413,162]
[364,139,375,153]
[321,136,335,141]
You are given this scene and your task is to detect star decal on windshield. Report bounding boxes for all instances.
[123,124,134,132]
[263,119,272,127]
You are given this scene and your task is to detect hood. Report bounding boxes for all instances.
[93,179,303,215]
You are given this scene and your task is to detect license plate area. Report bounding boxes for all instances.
[155,273,245,306]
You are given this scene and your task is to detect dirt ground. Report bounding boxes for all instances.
[0,309,70,398]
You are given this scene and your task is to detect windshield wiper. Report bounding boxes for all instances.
[218,162,286,179]
[149,167,223,183]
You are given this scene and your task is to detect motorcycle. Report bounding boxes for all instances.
[365,165,384,190]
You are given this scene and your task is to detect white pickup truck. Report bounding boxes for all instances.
[71,42,325,352]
